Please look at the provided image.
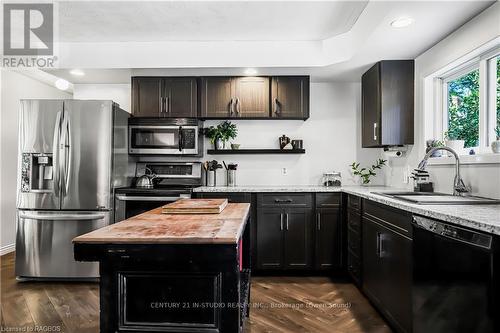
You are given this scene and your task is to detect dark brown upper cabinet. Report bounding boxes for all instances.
[233,77,270,118]
[361,60,414,147]
[199,77,234,118]
[132,77,197,118]
[133,75,310,120]
[200,77,270,119]
[271,76,310,120]
[132,77,162,117]
[164,78,197,118]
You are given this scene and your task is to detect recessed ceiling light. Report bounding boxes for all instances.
[244,68,257,76]
[55,78,70,91]
[69,69,85,76]
[390,17,414,28]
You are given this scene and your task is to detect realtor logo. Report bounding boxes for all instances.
[3,3,53,56]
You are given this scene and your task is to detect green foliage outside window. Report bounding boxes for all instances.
[446,57,500,148]
[447,69,479,147]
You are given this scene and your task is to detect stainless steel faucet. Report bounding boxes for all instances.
[416,146,471,196]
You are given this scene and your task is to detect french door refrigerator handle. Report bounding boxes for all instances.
[59,110,71,196]
[18,212,106,220]
[52,110,62,196]
[65,112,72,195]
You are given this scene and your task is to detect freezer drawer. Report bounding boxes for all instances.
[15,210,109,279]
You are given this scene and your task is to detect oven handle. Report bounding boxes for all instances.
[115,195,189,201]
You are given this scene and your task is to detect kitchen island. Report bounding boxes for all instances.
[73,203,251,333]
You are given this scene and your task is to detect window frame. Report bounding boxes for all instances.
[437,47,500,154]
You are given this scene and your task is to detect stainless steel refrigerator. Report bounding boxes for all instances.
[15,99,130,279]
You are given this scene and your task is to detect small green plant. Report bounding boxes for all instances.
[350,159,387,185]
[204,121,238,144]
[444,130,459,141]
[426,139,444,155]
[495,127,500,140]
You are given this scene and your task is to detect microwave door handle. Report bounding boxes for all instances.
[178,126,183,152]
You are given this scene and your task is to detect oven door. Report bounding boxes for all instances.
[129,126,198,155]
[114,193,190,222]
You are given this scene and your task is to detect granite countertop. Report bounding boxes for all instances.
[342,186,500,236]
[193,185,500,235]
[73,203,250,244]
[193,185,343,193]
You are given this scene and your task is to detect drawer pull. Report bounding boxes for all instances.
[107,249,126,254]
[274,199,293,203]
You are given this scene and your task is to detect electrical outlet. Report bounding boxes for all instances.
[282,167,288,176]
[403,165,411,184]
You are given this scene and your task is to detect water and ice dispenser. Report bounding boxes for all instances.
[21,153,54,192]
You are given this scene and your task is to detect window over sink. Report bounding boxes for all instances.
[436,48,499,154]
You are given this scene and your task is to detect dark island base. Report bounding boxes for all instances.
[74,228,251,333]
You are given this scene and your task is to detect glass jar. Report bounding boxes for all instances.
[322,172,341,187]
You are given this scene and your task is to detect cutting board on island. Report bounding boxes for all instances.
[162,198,228,214]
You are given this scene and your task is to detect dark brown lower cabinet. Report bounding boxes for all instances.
[362,215,412,333]
[256,208,283,269]
[315,207,341,270]
[284,208,312,269]
[256,207,312,270]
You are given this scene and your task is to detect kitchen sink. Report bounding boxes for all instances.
[371,191,500,205]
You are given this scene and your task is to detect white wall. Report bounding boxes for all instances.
[0,70,73,253]
[383,3,500,199]
[73,84,131,112]
[205,82,382,186]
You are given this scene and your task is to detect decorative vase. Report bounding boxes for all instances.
[445,140,465,156]
[492,140,500,153]
[215,138,225,150]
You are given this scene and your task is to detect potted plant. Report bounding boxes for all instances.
[350,159,387,185]
[444,131,464,155]
[204,121,238,150]
[426,139,444,157]
[492,127,500,153]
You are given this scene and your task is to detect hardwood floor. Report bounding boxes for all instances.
[1,252,391,332]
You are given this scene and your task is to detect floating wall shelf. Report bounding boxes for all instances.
[206,149,306,155]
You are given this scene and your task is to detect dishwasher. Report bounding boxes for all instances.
[412,215,499,333]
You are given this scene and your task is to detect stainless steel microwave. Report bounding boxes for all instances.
[128,118,203,155]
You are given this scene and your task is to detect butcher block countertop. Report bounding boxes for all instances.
[73,203,250,245]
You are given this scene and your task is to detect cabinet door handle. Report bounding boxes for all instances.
[373,122,378,141]
[229,98,234,116]
[280,213,284,231]
[376,232,381,258]
[235,97,241,115]
[285,213,289,230]
[165,96,169,114]
[274,98,281,116]
[317,213,321,231]
[159,97,164,114]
